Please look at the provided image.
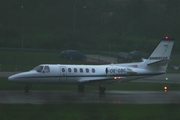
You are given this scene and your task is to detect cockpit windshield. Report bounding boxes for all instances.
[33,65,50,73]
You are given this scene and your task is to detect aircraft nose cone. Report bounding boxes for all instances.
[8,74,19,82]
[8,76,14,81]
[8,72,32,83]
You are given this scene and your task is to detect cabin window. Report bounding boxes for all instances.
[62,68,65,72]
[86,68,89,73]
[80,68,83,73]
[92,68,95,73]
[74,68,77,73]
[68,68,72,72]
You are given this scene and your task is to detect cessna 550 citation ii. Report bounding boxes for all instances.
[8,37,174,93]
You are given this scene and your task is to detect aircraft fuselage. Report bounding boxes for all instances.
[8,63,164,84]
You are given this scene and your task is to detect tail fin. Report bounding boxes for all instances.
[145,37,174,72]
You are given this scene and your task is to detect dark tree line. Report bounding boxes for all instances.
[0,0,180,53]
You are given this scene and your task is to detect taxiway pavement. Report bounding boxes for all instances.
[1,72,180,104]
[0,90,180,104]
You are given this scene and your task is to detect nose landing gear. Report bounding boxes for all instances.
[24,84,32,93]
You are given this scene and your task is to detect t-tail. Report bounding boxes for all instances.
[143,36,175,73]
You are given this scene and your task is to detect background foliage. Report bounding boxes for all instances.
[0,0,179,53]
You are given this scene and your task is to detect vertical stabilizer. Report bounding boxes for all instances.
[145,37,174,72]
[147,37,174,62]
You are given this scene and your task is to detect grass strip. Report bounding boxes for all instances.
[0,104,180,120]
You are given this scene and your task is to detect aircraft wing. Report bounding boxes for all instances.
[78,76,127,84]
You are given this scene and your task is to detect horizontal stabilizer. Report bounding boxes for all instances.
[147,59,170,66]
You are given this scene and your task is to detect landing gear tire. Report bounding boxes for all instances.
[24,84,31,93]
[78,84,84,96]
[99,86,106,97]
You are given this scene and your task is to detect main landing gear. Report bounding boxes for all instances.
[77,84,106,97]
[99,85,106,97]
[24,84,32,93]
[78,84,85,96]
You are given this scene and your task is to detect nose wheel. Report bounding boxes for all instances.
[24,84,31,93]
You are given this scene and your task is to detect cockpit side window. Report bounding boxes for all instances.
[33,66,43,72]
[33,65,50,73]
[44,66,50,73]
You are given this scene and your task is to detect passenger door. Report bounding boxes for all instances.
[60,66,67,82]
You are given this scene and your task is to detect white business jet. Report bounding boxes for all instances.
[8,37,174,93]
